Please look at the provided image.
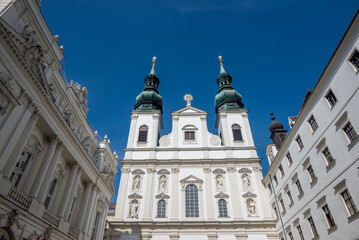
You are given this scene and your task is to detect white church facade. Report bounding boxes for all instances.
[106,57,277,240]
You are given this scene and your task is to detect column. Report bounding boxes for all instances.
[198,183,204,220]
[64,167,82,220]
[0,103,31,164]
[227,166,243,220]
[29,137,59,198]
[57,164,79,218]
[2,111,39,174]
[143,167,156,220]
[253,164,272,219]
[170,167,179,220]
[38,143,64,203]
[115,167,130,220]
[172,116,179,159]
[77,182,93,230]
[83,187,97,233]
[126,114,138,148]
[96,207,108,240]
[203,167,215,220]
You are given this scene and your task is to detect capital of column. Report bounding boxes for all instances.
[226,166,236,173]
[171,167,179,174]
[241,113,248,119]
[152,114,160,119]
[147,167,156,173]
[28,102,38,113]
[200,115,207,120]
[203,167,211,173]
[219,113,227,119]
[121,167,131,174]
[131,114,138,119]
[47,136,59,146]
[172,116,179,121]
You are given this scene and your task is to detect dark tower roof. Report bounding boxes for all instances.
[269,112,284,133]
[214,56,244,113]
[134,57,163,113]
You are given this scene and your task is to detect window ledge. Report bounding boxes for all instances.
[233,140,244,143]
[183,141,197,144]
[312,236,320,240]
[327,225,337,234]
[348,212,359,223]
[218,216,230,218]
[347,136,359,150]
[326,160,336,172]
[289,202,294,209]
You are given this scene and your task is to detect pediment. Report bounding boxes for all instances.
[155,192,170,199]
[242,191,257,198]
[215,192,229,198]
[238,168,252,174]
[213,168,226,174]
[131,169,145,175]
[172,106,207,116]
[128,193,142,199]
[180,175,203,183]
[157,169,170,175]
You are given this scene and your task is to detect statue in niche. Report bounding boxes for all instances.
[247,199,255,216]
[216,175,224,191]
[242,174,251,188]
[133,176,141,190]
[160,175,167,190]
[130,201,138,218]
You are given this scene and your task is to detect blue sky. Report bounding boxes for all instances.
[41,1,358,202]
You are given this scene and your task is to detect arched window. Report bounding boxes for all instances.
[157,200,166,218]
[218,199,228,217]
[232,124,243,141]
[138,125,148,142]
[185,184,199,217]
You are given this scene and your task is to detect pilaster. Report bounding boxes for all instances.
[115,167,130,220]
[170,167,179,220]
[143,167,156,220]
[203,167,215,220]
[227,166,243,220]
[127,114,138,148]
[77,181,93,230]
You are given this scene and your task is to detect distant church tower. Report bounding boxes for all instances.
[107,57,277,240]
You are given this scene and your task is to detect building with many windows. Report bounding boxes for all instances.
[0,0,118,239]
[263,10,359,240]
[106,57,277,240]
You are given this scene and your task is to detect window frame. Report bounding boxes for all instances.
[340,189,358,216]
[232,124,243,142]
[296,225,304,240]
[157,199,167,218]
[343,122,358,143]
[137,125,148,143]
[286,152,293,166]
[325,89,337,108]
[218,199,228,217]
[295,135,304,151]
[308,115,318,133]
[322,146,335,166]
[306,165,317,183]
[295,179,303,196]
[348,48,359,73]
[278,164,285,178]
[307,216,319,238]
[322,204,336,229]
[185,184,199,217]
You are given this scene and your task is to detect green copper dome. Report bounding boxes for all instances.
[214,57,244,113]
[134,57,163,113]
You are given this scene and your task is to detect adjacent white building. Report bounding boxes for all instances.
[263,10,359,240]
[106,57,277,240]
[0,1,118,239]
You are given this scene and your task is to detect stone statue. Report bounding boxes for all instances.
[130,201,138,218]
[133,176,141,190]
[216,175,224,190]
[160,176,166,190]
[247,200,255,216]
[243,174,250,188]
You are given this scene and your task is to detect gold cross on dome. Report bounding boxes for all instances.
[152,56,157,67]
[184,94,193,107]
[218,56,223,66]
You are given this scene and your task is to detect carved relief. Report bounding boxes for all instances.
[159,135,171,147]
[68,80,89,115]
[210,135,221,146]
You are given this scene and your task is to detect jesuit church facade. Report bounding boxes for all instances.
[106,58,277,240]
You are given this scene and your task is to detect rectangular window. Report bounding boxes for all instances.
[308,216,318,237]
[268,184,272,195]
[185,131,195,141]
[279,164,284,177]
[322,204,336,228]
[273,206,279,219]
[10,148,32,188]
[295,180,303,195]
[296,135,304,151]
[349,49,359,71]
[44,178,58,209]
[306,165,316,182]
[322,147,334,165]
[273,175,278,186]
[325,90,337,108]
[297,225,304,240]
[287,190,294,205]
[308,115,318,132]
[288,232,294,240]
[343,122,358,143]
[341,189,358,216]
[286,152,293,166]
[280,199,286,213]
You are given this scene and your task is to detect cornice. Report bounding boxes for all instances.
[121,158,262,166]
[124,146,258,152]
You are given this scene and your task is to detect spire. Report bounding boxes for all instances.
[134,56,163,113]
[150,56,156,75]
[214,56,244,113]
[268,112,287,150]
[218,56,227,75]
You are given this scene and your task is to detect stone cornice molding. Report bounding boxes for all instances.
[214,192,229,198]
[238,168,252,174]
[124,146,258,152]
[157,169,170,175]
[212,168,226,174]
[131,169,145,175]
[155,192,170,199]
[128,193,142,199]
[180,175,203,184]
[121,158,262,166]
[242,191,257,198]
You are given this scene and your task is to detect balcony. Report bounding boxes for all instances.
[7,187,32,210]
[42,210,60,227]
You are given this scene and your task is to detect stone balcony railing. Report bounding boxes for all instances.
[42,210,60,227]
[7,187,32,210]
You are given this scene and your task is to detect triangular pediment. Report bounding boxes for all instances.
[155,192,170,199]
[242,191,257,198]
[180,175,203,183]
[128,193,142,199]
[215,192,229,198]
[172,106,207,116]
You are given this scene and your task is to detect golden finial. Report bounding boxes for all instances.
[218,56,223,66]
[184,94,193,107]
[152,56,157,68]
